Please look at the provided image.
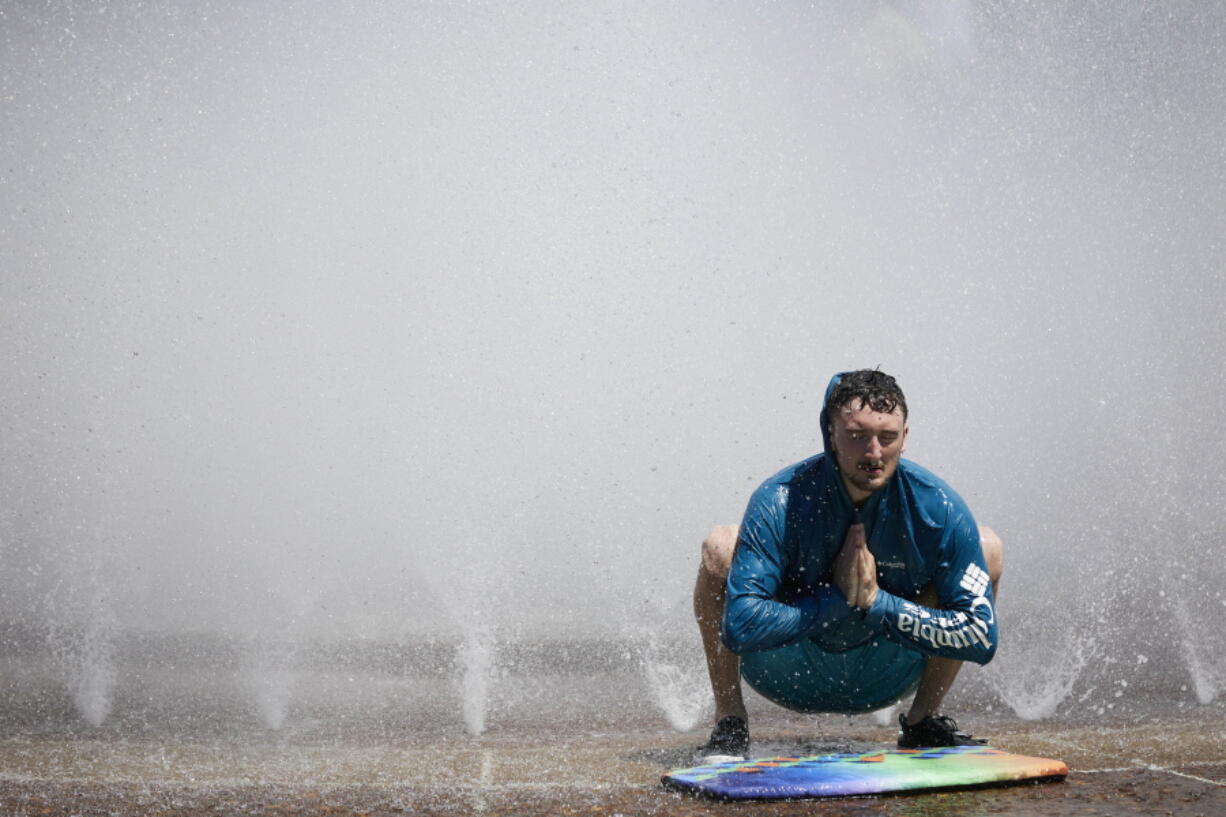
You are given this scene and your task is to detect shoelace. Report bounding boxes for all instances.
[929,715,965,734]
[927,715,985,743]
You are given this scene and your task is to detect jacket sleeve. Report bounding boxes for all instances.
[720,482,856,654]
[862,510,997,664]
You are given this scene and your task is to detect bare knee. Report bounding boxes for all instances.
[701,524,739,579]
[978,526,1003,587]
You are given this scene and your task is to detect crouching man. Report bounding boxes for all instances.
[694,369,1002,761]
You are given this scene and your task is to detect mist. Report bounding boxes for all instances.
[2,0,1224,705]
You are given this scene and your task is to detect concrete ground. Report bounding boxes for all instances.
[1,710,1222,816]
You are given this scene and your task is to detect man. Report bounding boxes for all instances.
[693,369,1002,761]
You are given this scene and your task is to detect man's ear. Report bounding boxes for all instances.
[901,425,909,453]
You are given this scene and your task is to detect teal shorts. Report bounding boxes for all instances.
[740,637,925,714]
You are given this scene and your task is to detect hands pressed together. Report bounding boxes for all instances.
[833,520,879,611]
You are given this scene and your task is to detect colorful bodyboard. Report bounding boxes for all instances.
[662,745,1068,799]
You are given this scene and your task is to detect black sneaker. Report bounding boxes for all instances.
[695,715,749,763]
[897,713,987,749]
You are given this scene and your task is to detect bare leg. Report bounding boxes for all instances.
[693,525,747,723]
[905,526,1004,722]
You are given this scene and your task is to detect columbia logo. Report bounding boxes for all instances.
[960,564,990,597]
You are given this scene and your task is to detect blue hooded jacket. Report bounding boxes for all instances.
[720,373,997,665]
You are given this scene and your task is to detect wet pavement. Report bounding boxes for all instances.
[1,709,1222,816]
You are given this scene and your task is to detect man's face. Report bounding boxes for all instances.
[829,400,908,503]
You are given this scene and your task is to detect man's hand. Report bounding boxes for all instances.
[833,522,879,611]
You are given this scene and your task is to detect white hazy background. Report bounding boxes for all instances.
[2,2,1224,648]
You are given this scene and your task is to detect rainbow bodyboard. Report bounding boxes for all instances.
[662,745,1068,799]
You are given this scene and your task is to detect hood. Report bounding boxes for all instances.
[819,371,851,456]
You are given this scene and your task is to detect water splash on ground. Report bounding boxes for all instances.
[637,628,710,732]
[47,543,117,727]
[421,521,514,737]
[66,610,117,727]
[988,636,1097,720]
[242,640,298,730]
[869,703,898,727]
[458,624,495,737]
[1171,593,1221,705]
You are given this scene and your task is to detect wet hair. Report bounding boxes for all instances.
[828,369,908,420]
